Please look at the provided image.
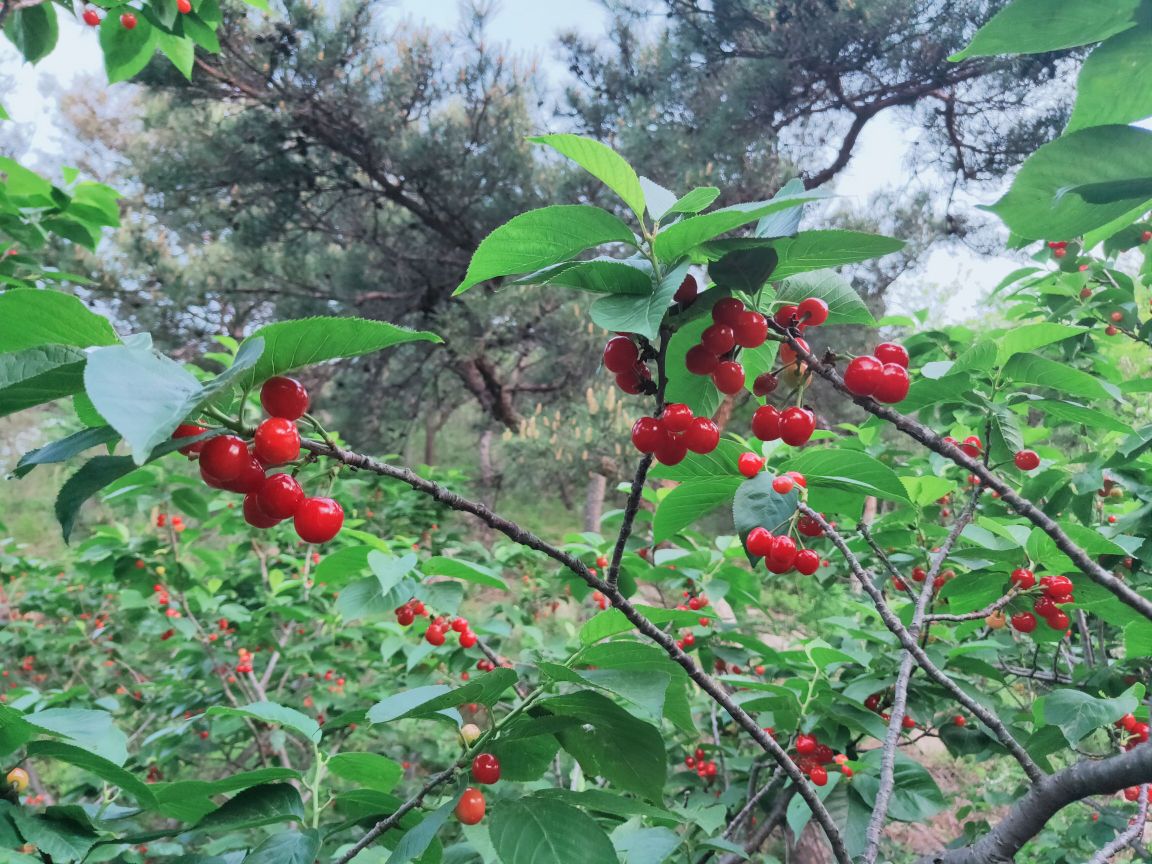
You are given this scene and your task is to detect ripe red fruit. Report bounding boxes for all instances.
[779,407,816,446]
[1010,612,1037,633]
[200,435,250,482]
[1125,786,1141,802]
[120,11,137,28]
[712,360,745,394]
[1034,596,1057,618]
[631,417,664,454]
[874,342,909,368]
[654,434,688,466]
[772,475,794,494]
[456,788,486,824]
[177,0,192,11]
[712,297,745,327]
[738,452,765,478]
[1053,247,1067,258]
[746,527,774,557]
[778,337,810,366]
[260,376,310,420]
[901,715,916,729]
[953,715,966,727]
[294,497,344,543]
[82,6,100,25]
[752,372,779,397]
[685,345,720,375]
[797,515,823,537]
[1014,450,1040,471]
[396,607,415,626]
[798,297,829,327]
[425,625,446,646]
[767,535,798,573]
[795,734,817,755]
[242,494,282,529]
[1111,311,1124,322]
[809,765,828,786]
[874,364,910,404]
[674,274,698,305]
[1106,325,1119,336]
[1046,575,1074,599]
[603,336,640,374]
[459,630,478,648]
[733,310,768,348]
[794,549,820,575]
[661,403,694,433]
[615,366,649,394]
[844,356,883,396]
[961,436,983,458]
[257,473,305,520]
[173,423,209,455]
[254,417,301,465]
[751,405,781,441]
[1010,568,1036,590]
[471,753,501,784]
[224,456,266,494]
[1046,610,1070,630]
[684,417,720,454]
[912,566,927,582]
[773,305,799,328]
[701,324,736,355]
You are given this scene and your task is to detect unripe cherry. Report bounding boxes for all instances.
[778,337,809,366]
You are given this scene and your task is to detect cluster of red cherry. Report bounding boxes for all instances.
[234,648,255,675]
[173,376,344,544]
[793,733,849,786]
[630,402,720,465]
[155,513,186,533]
[1116,713,1151,752]
[864,693,917,730]
[682,296,803,388]
[455,753,501,825]
[683,746,719,780]
[842,342,911,404]
[394,599,478,649]
[1007,569,1074,633]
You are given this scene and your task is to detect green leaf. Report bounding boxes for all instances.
[1028,399,1132,433]
[490,798,618,864]
[768,231,904,279]
[1042,685,1141,744]
[205,702,322,744]
[1003,352,1119,401]
[653,477,743,543]
[784,448,910,503]
[158,32,195,80]
[23,708,127,765]
[513,258,652,295]
[590,261,690,340]
[4,2,58,63]
[709,246,779,293]
[995,322,1087,365]
[951,0,1140,59]
[662,314,722,417]
[98,11,158,83]
[486,718,563,781]
[455,205,635,295]
[900,475,957,507]
[25,740,156,808]
[195,783,305,832]
[14,426,119,478]
[421,556,507,590]
[664,186,721,217]
[153,769,301,822]
[581,605,714,645]
[987,125,1152,241]
[579,641,695,733]
[242,830,322,864]
[54,456,137,542]
[368,670,518,723]
[530,134,647,222]
[385,794,457,864]
[237,316,440,387]
[653,190,828,261]
[0,345,87,417]
[327,753,404,795]
[9,810,95,863]
[852,751,945,821]
[732,472,799,561]
[1068,25,1152,131]
[773,271,875,325]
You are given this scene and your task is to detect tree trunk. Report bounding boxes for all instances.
[584,472,607,533]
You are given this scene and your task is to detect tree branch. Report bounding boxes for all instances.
[1088,784,1149,864]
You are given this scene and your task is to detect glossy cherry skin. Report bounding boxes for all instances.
[674,274,698,305]
[874,342,909,368]
[254,418,301,465]
[471,754,501,784]
[459,630,478,648]
[746,527,774,557]
[1014,450,1040,470]
[843,356,883,396]
[631,417,664,454]
[794,549,820,575]
[712,361,745,395]
[173,423,209,455]
[751,405,781,441]
[425,625,446,646]
[779,407,815,446]
[455,787,486,824]
[82,6,100,25]
[773,305,799,328]
[809,765,828,786]
[1010,568,1036,589]
[873,363,910,403]
[224,456,267,494]
[684,417,720,454]
[177,0,191,11]
[200,435,250,481]
[711,297,745,327]
[243,494,282,528]
[772,475,794,494]
[752,373,779,396]
[733,310,768,348]
[737,452,765,478]
[1011,612,1037,633]
[685,345,720,375]
[661,403,694,433]
[701,324,736,355]
[798,297,829,326]
[294,497,344,543]
[257,473,305,520]
[260,376,310,420]
[778,338,809,366]
[654,434,688,466]
[603,336,640,374]
[120,11,137,28]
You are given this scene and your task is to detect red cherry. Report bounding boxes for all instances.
[200,435,250,482]
[459,630,478,648]
[1014,450,1040,471]
[733,310,768,348]
[1125,787,1141,802]
[1053,247,1067,258]
[685,345,720,375]
[242,494,282,528]
[712,298,745,327]
[779,407,815,446]
[772,475,794,494]
[795,734,817,755]
[746,527,774,557]
[120,11,137,28]
[959,436,983,458]
[844,356,883,396]
[767,535,797,572]
[1010,612,1037,633]
[773,305,799,328]
[874,342,909,368]
[654,433,688,466]
[176,0,191,11]
[752,373,779,396]
[953,715,966,727]
[661,403,694,433]
[684,418,720,454]
[456,788,486,825]
[173,423,208,455]
[912,566,927,582]
[1106,325,1120,336]
[260,376,310,420]
[615,366,649,394]
[778,338,809,366]
[751,405,781,441]
[631,417,664,454]
[674,274,699,305]
[737,452,764,478]
[701,324,736,355]
[223,456,266,494]
[798,297,829,327]
[874,364,910,404]
[396,607,415,626]
[1010,568,1036,590]
[1111,311,1124,322]
[603,336,640,374]
[797,515,823,537]
[425,625,446,646]
[1046,610,1070,630]
[294,497,344,543]
[253,417,301,466]
[902,715,916,729]
[1046,575,1074,599]
[809,765,828,786]
[794,549,819,575]
[257,473,305,520]
[82,6,100,25]
[471,753,501,784]
[712,361,745,394]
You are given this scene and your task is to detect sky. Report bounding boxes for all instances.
[0,0,1020,322]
